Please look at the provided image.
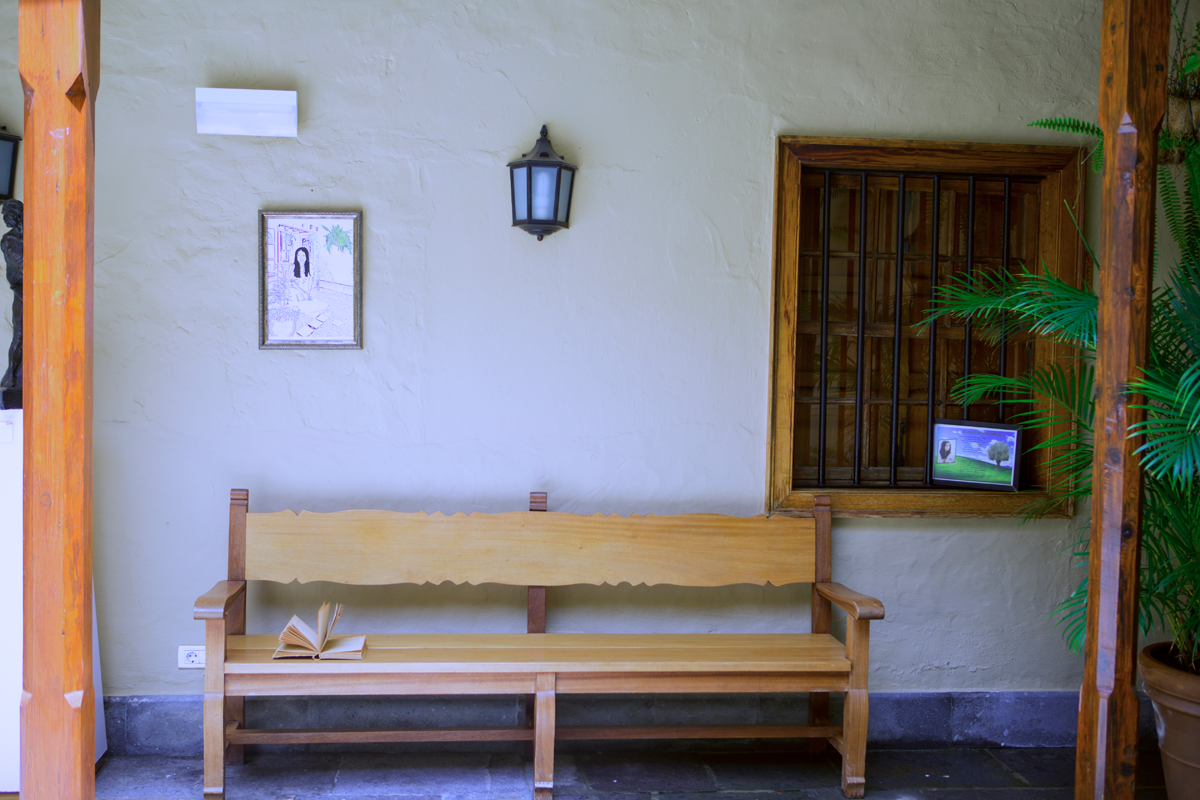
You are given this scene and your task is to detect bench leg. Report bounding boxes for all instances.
[840,688,867,798]
[840,618,870,799]
[203,618,228,798]
[534,673,556,800]
[203,691,226,798]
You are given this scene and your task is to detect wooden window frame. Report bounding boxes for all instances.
[767,137,1085,517]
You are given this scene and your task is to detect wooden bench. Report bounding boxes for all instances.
[194,490,883,799]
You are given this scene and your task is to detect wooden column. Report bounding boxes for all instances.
[1076,1,1168,798]
[18,1,100,798]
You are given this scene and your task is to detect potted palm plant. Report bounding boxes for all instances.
[923,120,1200,793]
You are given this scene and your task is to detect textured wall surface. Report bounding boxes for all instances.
[0,0,1104,695]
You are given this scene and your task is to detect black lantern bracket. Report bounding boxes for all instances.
[507,125,577,241]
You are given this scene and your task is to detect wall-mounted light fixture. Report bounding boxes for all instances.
[0,129,20,201]
[196,88,298,137]
[508,125,576,240]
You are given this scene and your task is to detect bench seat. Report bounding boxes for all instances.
[225,633,853,675]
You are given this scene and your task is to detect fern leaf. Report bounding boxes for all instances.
[1028,117,1103,139]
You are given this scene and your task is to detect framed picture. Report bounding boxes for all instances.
[930,419,1022,491]
[259,210,362,349]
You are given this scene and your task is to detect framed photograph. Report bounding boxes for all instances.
[259,210,362,349]
[930,419,1022,492]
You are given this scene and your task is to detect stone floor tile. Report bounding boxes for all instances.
[224,753,343,798]
[575,752,717,792]
[864,750,1025,789]
[547,790,652,800]
[988,746,1163,791]
[88,746,1173,799]
[95,756,203,799]
[702,750,842,790]
[661,793,812,800]
[294,796,442,800]
[802,789,925,800]
[331,752,527,795]
[542,753,582,787]
[985,748,1074,787]
[922,789,1075,800]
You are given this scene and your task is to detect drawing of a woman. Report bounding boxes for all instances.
[293,246,313,299]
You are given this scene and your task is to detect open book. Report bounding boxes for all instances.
[272,602,366,660]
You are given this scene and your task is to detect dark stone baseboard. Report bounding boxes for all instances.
[102,691,1156,757]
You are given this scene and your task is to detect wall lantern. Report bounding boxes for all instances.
[0,129,20,201]
[508,125,576,240]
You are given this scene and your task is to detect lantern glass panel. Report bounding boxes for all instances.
[556,170,573,224]
[0,140,13,200]
[531,166,558,220]
[512,167,528,222]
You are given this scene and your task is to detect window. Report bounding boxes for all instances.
[767,138,1084,517]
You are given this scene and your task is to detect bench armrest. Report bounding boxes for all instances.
[194,581,246,620]
[815,582,884,621]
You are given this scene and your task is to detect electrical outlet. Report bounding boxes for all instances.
[178,645,205,669]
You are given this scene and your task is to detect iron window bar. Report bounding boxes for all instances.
[890,175,905,486]
[853,173,868,486]
[963,176,975,422]
[805,168,1028,488]
[818,171,832,486]
[924,175,940,485]
[998,176,1011,422]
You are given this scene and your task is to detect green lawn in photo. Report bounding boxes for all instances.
[933,455,1014,486]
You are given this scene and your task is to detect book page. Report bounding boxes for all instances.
[328,603,343,639]
[317,634,366,660]
[273,641,322,659]
[316,602,331,651]
[278,614,319,652]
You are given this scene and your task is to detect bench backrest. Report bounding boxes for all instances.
[226,490,830,588]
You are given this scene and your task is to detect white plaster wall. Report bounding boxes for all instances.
[0,0,1105,695]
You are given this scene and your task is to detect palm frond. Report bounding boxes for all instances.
[925,266,1097,349]
[1132,361,1200,481]
[954,363,1095,430]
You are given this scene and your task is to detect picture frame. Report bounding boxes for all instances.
[259,210,362,349]
[930,419,1022,492]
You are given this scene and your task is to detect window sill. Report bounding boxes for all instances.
[772,488,1071,519]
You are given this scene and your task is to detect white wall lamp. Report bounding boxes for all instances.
[508,125,576,240]
[195,88,298,137]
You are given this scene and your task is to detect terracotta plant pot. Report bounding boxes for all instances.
[1139,642,1200,797]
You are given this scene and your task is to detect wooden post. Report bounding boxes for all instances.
[1077,1,1168,798]
[18,1,100,798]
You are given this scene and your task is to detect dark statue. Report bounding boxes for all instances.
[1,199,22,409]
